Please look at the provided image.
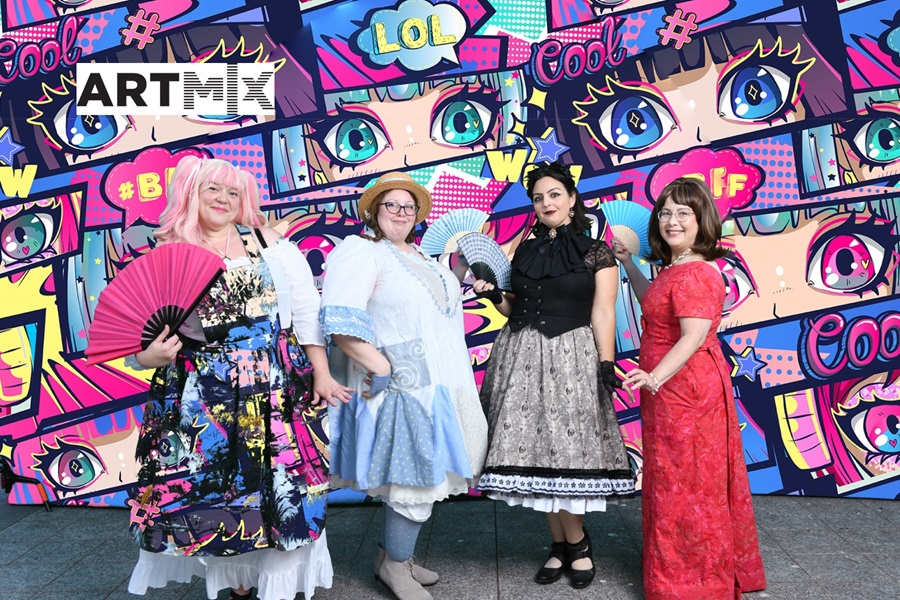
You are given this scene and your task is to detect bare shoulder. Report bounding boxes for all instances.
[257,226,284,247]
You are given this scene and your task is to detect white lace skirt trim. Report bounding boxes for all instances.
[488,492,608,515]
[127,530,333,600]
[331,471,475,507]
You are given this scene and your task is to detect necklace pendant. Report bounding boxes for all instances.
[548,228,557,239]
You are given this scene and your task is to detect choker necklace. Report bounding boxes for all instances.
[663,249,692,270]
[203,229,231,258]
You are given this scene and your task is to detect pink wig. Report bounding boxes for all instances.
[154,156,267,245]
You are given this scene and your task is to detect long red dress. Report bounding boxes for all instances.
[639,261,766,600]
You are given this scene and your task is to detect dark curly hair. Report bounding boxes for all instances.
[525,161,591,233]
[648,177,728,264]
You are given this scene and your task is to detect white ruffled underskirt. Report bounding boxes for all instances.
[488,493,608,515]
[127,530,333,600]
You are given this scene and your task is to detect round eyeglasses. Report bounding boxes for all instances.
[657,209,694,223]
[380,202,419,216]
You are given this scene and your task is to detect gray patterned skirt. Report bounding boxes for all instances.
[477,325,635,506]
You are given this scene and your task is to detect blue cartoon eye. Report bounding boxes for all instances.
[850,117,900,165]
[53,100,130,152]
[321,117,388,165]
[431,99,492,147]
[597,95,675,153]
[718,66,791,122]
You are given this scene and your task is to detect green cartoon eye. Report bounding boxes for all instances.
[323,117,388,164]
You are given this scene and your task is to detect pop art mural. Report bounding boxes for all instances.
[3,0,900,508]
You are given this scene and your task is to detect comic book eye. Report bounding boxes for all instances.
[52,100,130,153]
[597,94,675,153]
[156,431,186,469]
[318,116,388,167]
[52,0,91,5]
[838,113,900,168]
[430,98,493,147]
[807,226,891,296]
[1,208,61,265]
[717,253,756,315]
[32,439,105,493]
[717,65,793,122]
[834,383,900,463]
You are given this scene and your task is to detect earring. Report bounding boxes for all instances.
[569,209,575,218]
[363,210,371,219]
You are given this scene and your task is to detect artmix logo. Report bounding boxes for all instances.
[75,63,276,116]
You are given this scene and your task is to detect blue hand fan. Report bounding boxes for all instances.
[600,200,652,258]
[458,232,511,291]
[419,208,489,256]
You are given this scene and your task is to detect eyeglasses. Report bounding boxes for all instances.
[380,202,419,216]
[657,209,694,222]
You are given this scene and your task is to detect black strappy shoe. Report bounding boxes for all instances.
[566,528,595,589]
[534,540,568,584]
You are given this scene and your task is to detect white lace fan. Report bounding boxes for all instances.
[419,208,489,256]
[458,232,511,290]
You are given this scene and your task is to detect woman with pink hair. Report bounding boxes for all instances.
[124,156,352,600]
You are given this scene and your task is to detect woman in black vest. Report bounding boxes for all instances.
[471,161,635,589]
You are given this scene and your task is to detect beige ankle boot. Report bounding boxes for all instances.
[375,546,439,586]
[377,554,433,600]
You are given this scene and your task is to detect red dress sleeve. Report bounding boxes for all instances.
[672,263,725,320]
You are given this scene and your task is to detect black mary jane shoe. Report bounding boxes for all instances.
[566,528,595,589]
[229,589,253,600]
[535,540,568,584]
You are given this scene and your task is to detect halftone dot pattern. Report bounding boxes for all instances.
[72,167,123,227]
[758,351,800,388]
[477,0,546,39]
[272,185,364,207]
[206,137,271,204]
[725,333,757,357]
[76,11,116,56]
[735,137,800,210]
[428,171,505,224]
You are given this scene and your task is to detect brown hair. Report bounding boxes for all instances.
[360,189,417,244]
[648,177,728,264]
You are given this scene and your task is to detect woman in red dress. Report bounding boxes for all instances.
[612,177,766,599]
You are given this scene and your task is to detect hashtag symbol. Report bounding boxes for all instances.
[118,181,135,200]
[119,9,161,50]
[657,9,698,51]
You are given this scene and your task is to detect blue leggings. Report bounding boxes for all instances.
[382,505,424,562]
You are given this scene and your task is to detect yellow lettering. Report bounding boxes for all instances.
[373,22,401,54]
[487,149,530,183]
[400,18,427,50]
[727,173,747,197]
[0,165,37,198]
[710,166,727,198]
[137,172,163,202]
[428,15,457,45]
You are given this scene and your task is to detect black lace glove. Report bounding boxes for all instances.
[475,287,504,305]
[598,360,621,397]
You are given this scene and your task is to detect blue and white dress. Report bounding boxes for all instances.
[320,236,487,509]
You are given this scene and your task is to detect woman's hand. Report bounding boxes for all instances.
[134,325,182,368]
[610,237,633,263]
[472,279,503,304]
[313,374,355,407]
[362,370,391,399]
[623,368,659,394]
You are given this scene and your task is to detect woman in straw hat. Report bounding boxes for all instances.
[320,172,488,600]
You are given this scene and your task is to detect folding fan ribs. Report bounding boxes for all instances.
[600,200,652,259]
[458,232,511,291]
[85,243,225,366]
[419,208,489,256]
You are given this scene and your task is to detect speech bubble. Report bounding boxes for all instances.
[648,147,763,219]
[356,0,467,71]
[102,147,208,227]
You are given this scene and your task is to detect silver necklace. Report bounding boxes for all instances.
[202,229,231,258]
[663,249,692,270]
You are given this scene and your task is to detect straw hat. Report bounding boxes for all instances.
[357,172,432,224]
